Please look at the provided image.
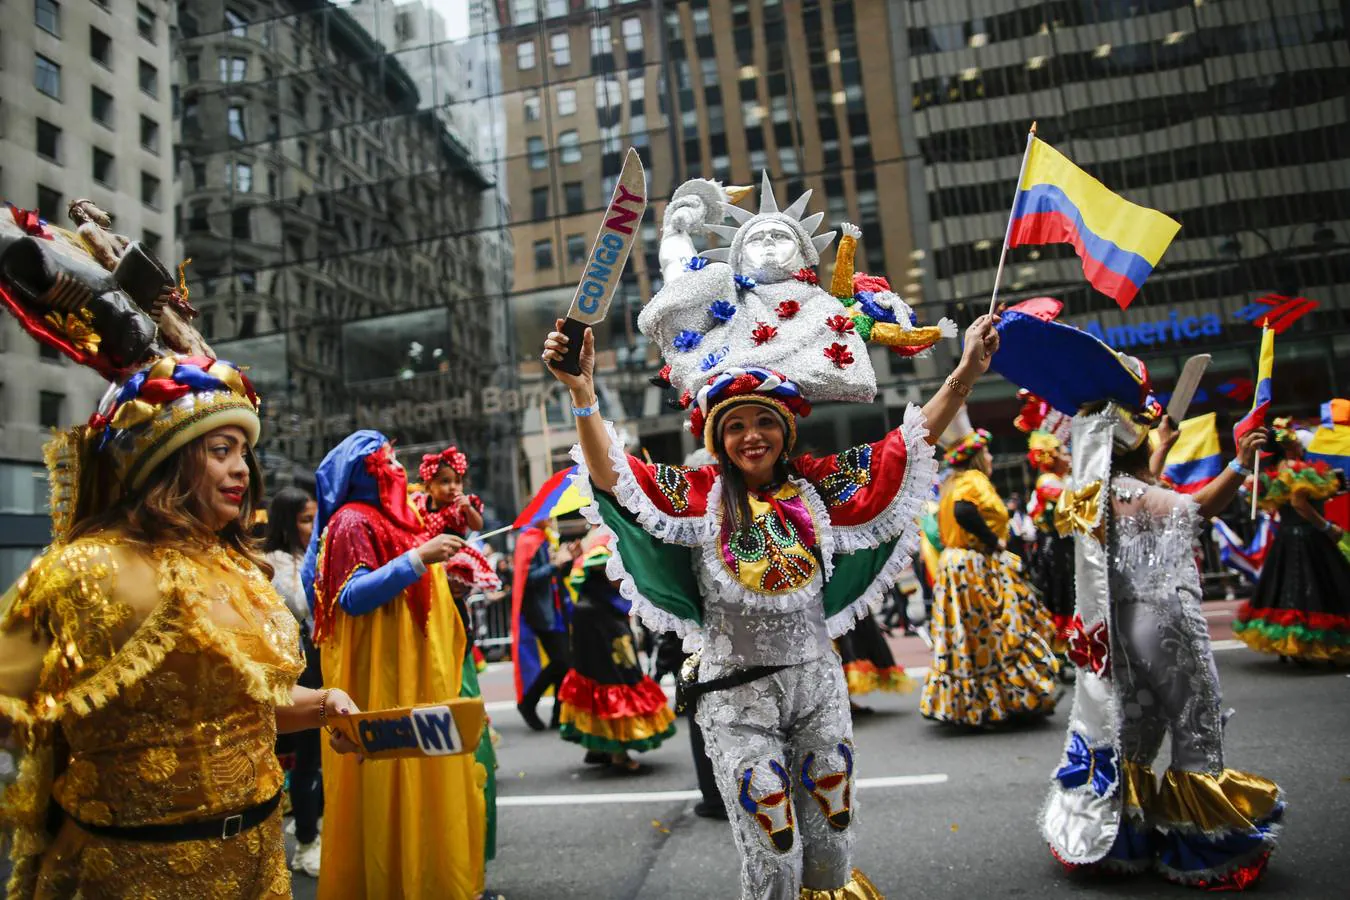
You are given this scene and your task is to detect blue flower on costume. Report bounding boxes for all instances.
[673,330,704,353]
[700,347,729,372]
[734,274,757,291]
[685,256,709,271]
[709,300,737,323]
[1055,732,1119,798]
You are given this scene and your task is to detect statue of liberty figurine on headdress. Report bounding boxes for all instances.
[644,172,956,409]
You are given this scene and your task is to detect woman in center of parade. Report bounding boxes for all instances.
[919,422,1061,727]
[542,172,998,900]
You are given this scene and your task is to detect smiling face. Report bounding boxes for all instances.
[428,465,464,508]
[718,403,786,488]
[739,221,804,281]
[198,425,252,531]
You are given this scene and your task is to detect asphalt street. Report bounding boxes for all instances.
[290,600,1349,899]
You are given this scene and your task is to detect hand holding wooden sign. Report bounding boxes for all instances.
[329,699,487,761]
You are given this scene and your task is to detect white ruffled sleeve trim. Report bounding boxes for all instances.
[829,404,938,554]
[569,426,702,640]
[570,419,708,547]
[819,405,937,639]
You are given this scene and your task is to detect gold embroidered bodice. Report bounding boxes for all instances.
[0,532,303,899]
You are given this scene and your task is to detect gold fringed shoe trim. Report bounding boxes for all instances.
[1153,768,1283,835]
[799,868,884,899]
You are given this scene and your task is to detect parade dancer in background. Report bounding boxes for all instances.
[544,171,995,899]
[412,444,501,670]
[920,422,1060,727]
[1234,418,1350,665]
[557,536,676,772]
[835,614,914,714]
[1019,393,1077,654]
[305,432,495,900]
[990,310,1283,890]
[511,518,576,731]
[265,487,326,878]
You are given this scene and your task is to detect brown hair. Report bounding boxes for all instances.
[68,435,271,577]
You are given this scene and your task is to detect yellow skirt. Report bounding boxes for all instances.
[920,548,1060,726]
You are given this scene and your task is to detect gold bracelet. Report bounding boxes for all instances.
[318,687,332,732]
[946,375,972,397]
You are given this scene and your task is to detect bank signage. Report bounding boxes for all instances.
[1079,311,1223,350]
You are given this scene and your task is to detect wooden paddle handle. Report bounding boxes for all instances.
[554,317,589,377]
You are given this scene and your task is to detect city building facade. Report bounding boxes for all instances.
[894,0,1350,479]
[485,0,932,487]
[0,0,177,583]
[176,0,520,518]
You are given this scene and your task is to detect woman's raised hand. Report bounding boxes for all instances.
[956,314,1001,379]
[542,318,597,398]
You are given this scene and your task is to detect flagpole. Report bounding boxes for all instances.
[988,121,1038,317]
[1250,324,1272,521]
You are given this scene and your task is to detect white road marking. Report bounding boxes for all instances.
[497,773,948,807]
[1202,608,1237,618]
[1211,639,1245,651]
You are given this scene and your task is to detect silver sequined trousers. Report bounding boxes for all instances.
[696,657,856,900]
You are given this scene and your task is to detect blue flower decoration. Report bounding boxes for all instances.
[856,293,899,325]
[734,274,757,291]
[1054,732,1118,798]
[685,256,709,271]
[699,347,729,372]
[709,300,737,323]
[673,329,704,352]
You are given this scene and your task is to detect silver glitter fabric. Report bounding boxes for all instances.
[1107,476,1225,775]
[637,261,878,405]
[697,657,856,900]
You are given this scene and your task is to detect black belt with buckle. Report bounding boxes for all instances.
[67,790,283,842]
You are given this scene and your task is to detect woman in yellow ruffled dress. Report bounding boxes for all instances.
[920,429,1060,726]
[0,355,360,899]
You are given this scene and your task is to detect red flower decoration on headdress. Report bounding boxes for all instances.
[793,268,819,285]
[678,390,693,409]
[824,343,855,368]
[826,314,856,335]
[419,445,468,483]
[1066,617,1110,677]
[729,373,759,394]
[775,300,801,320]
[751,322,778,345]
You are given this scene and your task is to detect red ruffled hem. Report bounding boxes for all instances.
[1235,601,1350,633]
[558,671,671,719]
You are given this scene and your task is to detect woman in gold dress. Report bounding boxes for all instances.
[920,428,1060,726]
[0,354,360,899]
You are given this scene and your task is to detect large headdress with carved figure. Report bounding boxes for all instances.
[1,198,261,540]
[695,171,837,271]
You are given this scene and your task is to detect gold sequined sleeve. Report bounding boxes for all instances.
[0,539,138,733]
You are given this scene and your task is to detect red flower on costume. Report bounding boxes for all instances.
[729,373,760,394]
[752,322,779,345]
[678,390,693,409]
[824,343,855,368]
[852,273,891,294]
[776,300,801,320]
[1066,617,1110,676]
[826,314,856,335]
[793,268,819,285]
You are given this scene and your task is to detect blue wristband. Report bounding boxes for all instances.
[1227,458,1252,478]
[571,401,598,417]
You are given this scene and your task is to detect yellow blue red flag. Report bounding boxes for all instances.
[1162,412,1223,494]
[1234,328,1274,441]
[1009,137,1180,309]
[1308,399,1350,473]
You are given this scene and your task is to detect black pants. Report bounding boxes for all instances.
[290,631,324,844]
[521,629,572,721]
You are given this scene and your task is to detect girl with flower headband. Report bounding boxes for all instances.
[919,422,1062,727]
[1233,417,1350,665]
[991,309,1283,890]
[541,169,999,900]
[0,202,362,898]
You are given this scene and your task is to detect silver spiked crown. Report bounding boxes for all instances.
[697,171,838,270]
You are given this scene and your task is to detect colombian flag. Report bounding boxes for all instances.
[1008,137,1180,309]
[1307,399,1350,474]
[1234,328,1274,441]
[1163,412,1224,494]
